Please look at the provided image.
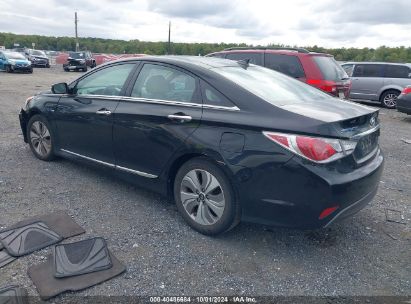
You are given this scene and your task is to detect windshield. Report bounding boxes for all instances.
[313,56,349,81]
[4,52,26,60]
[69,52,85,59]
[213,65,330,106]
[32,50,46,56]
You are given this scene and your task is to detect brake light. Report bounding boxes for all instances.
[307,79,337,93]
[263,132,357,163]
[401,87,411,95]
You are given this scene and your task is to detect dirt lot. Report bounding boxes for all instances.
[0,67,410,301]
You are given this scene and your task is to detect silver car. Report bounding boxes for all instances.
[341,62,411,108]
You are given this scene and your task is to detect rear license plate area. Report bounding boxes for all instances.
[354,130,379,162]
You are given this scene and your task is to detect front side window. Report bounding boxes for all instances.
[353,64,382,78]
[131,63,198,103]
[384,65,411,78]
[342,64,354,77]
[225,52,263,66]
[74,63,135,96]
[265,53,305,78]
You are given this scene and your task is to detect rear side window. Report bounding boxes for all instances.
[265,53,305,78]
[201,81,235,108]
[353,64,383,78]
[384,65,411,78]
[313,56,348,81]
[225,52,263,66]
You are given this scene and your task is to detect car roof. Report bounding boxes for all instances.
[105,55,242,71]
[343,61,411,67]
[207,49,332,57]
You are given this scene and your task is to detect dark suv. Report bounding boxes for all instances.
[63,51,96,72]
[206,47,351,98]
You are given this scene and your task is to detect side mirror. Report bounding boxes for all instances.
[51,82,69,94]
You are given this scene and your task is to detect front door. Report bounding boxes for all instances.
[351,64,384,100]
[113,62,202,178]
[54,63,136,164]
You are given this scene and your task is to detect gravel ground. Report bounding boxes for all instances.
[0,67,410,301]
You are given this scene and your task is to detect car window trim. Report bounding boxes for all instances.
[121,96,239,112]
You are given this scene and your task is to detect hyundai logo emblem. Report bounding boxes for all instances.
[370,116,376,126]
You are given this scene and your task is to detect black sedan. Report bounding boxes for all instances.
[397,86,411,115]
[19,56,384,235]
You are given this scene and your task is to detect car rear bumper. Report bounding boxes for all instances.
[236,148,384,229]
[397,98,411,114]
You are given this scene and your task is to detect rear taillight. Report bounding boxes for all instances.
[307,79,337,93]
[401,87,411,95]
[263,132,357,163]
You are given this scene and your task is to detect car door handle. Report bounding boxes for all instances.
[96,109,112,116]
[167,114,192,122]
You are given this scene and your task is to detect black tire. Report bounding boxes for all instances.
[46,63,50,68]
[27,115,56,161]
[28,68,33,74]
[6,65,12,73]
[380,90,399,109]
[173,157,241,235]
[83,66,88,72]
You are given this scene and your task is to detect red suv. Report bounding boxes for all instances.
[206,47,351,98]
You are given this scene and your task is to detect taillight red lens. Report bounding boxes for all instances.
[263,132,352,163]
[319,206,339,220]
[401,87,411,95]
[307,79,337,93]
[296,137,337,161]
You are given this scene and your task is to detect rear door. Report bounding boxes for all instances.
[351,64,384,100]
[54,62,136,165]
[383,64,411,88]
[113,62,202,178]
[0,52,5,70]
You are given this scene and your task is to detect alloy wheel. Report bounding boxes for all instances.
[383,93,397,108]
[30,121,51,157]
[180,169,225,225]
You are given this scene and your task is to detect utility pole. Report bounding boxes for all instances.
[75,12,79,51]
[167,21,171,55]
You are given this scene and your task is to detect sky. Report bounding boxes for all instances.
[1,0,410,48]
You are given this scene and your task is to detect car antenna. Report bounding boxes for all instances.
[237,58,250,69]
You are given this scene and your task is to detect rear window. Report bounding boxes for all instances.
[313,56,348,81]
[225,52,263,66]
[384,65,411,79]
[265,53,305,78]
[214,65,329,106]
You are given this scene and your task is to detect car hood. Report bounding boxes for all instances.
[279,97,377,123]
[31,55,48,60]
[9,59,31,64]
